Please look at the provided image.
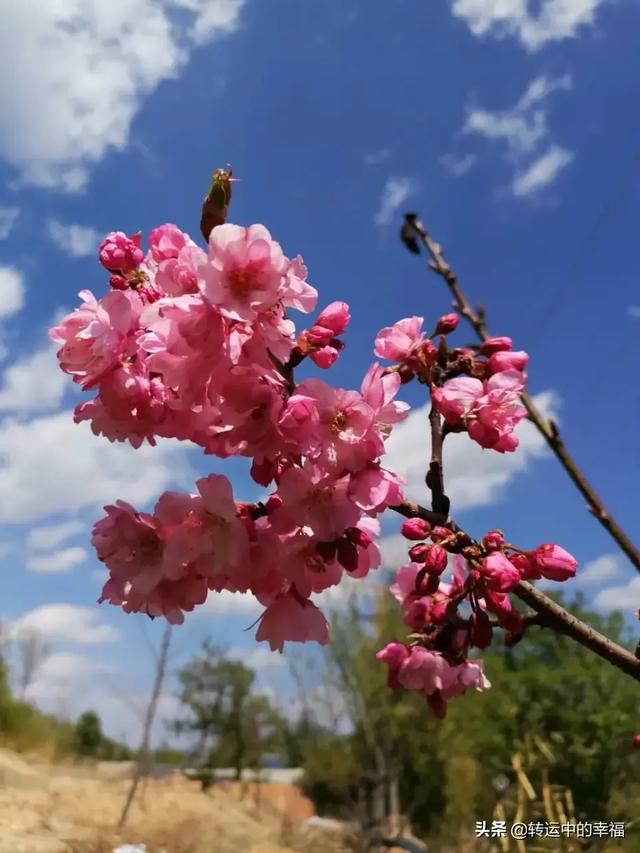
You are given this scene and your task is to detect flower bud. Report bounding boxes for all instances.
[109,274,129,290]
[632,734,640,750]
[430,526,451,543]
[479,336,512,356]
[425,545,448,574]
[470,609,493,650]
[305,324,335,347]
[309,345,339,369]
[531,543,577,582]
[200,166,234,242]
[401,518,431,541]
[435,313,459,335]
[488,350,529,373]
[345,527,373,549]
[99,231,144,273]
[316,301,350,335]
[482,530,505,552]
[481,552,522,592]
[409,543,430,563]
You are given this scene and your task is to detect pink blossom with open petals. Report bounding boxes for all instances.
[256,592,329,651]
[374,316,425,361]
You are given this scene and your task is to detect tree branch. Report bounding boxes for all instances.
[406,215,640,574]
[388,501,640,682]
[425,406,450,517]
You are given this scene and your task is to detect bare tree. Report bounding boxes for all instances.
[118,622,172,828]
[15,629,50,698]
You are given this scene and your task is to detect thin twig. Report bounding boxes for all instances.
[407,215,640,574]
[425,406,450,517]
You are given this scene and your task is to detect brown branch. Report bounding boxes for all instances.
[388,501,640,682]
[406,215,640,574]
[425,405,450,517]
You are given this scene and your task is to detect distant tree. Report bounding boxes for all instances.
[175,640,285,779]
[14,629,50,697]
[74,710,103,757]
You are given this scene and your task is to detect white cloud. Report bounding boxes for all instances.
[199,589,262,617]
[375,176,417,226]
[27,520,85,552]
[26,546,88,574]
[578,553,627,586]
[0,0,247,191]
[385,391,557,511]
[364,148,391,167]
[378,534,411,570]
[441,152,477,177]
[11,604,119,644]
[0,207,19,240]
[626,305,640,319]
[512,145,574,197]
[0,345,67,414]
[0,266,25,319]
[47,219,103,258]
[0,410,192,523]
[463,75,573,198]
[595,576,640,612]
[451,0,604,51]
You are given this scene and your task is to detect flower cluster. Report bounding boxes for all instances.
[51,222,407,649]
[51,195,580,719]
[375,318,529,452]
[376,518,577,717]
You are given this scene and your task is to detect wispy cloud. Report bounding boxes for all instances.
[450,0,604,51]
[0,266,25,319]
[26,546,88,575]
[441,152,477,177]
[463,75,574,198]
[10,604,119,644]
[47,219,102,258]
[375,176,417,226]
[0,207,19,240]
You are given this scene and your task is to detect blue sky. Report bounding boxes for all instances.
[0,0,638,743]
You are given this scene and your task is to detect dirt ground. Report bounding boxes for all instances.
[0,749,352,853]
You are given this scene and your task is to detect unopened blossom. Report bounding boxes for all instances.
[99,231,144,273]
[435,313,459,335]
[530,543,578,582]
[316,301,350,335]
[402,518,431,541]
[480,551,522,592]
[479,336,512,355]
[488,350,529,373]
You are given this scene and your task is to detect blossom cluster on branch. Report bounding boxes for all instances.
[50,176,580,717]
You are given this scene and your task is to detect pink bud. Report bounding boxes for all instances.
[482,530,505,552]
[470,609,492,650]
[509,553,538,579]
[305,324,335,347]
[479,336,512,356]
[250,458,277,487]
[309,345,339,369]
[481,552,522,592]
[98,231,144,273]
[632,734,640,750]
[345,527,373,549]
[316,301,350,335]
[424,545,448,575]
[109,274,129,290]
[435,313,459,335]
[430,526,451,543]
[401,518,431,541]
[409,543,430,563]
[531,544,578,582]
[488,350,529,373]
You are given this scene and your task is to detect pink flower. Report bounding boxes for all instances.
[374,317,425,361]
[256,592,329,651]
[316,301,350,335]
[480,551,522,592]
[432,376,484,424]
[482,530,505,551]
[200,224,287,321]
[531,543,578,582]
[440,660,491,700]
[309,344,340,369]
[376,642,410,689]
[479,336,512,355]
[488,350,529,373]
[397,647,456,694]
[148,223,189,262]
[99,231,144,273]
[49,289,142,389]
